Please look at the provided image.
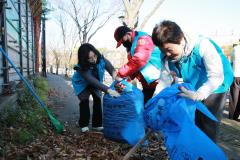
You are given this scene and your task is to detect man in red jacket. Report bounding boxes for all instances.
[114,26,162,104]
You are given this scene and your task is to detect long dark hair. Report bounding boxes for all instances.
[152,20,185,49]
[77,43,102,71]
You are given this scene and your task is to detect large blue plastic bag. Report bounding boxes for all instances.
[144,83,227,160]
[103,80,145,145]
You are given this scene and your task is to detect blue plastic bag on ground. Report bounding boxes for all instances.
[144,83,227,160]
[103,80,145,145]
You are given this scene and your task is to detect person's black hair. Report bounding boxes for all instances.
[77,43,102,71]
[152,20,185,49]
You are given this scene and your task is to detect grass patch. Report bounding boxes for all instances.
[13,129,34,144]
[0,76,50,157]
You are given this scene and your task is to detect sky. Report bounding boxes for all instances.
[46,0,240,50]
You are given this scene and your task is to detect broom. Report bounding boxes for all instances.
[0,47,63,133]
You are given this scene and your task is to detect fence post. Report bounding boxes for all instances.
[1,1,9,89]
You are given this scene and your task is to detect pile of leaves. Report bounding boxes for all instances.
[2,124,168,160]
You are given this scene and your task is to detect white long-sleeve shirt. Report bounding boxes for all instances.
[186,36,224,100]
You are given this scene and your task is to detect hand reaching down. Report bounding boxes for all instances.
[107,88,120,97]
[178,86,205,101]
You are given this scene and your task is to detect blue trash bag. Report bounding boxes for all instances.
[144,83,227,160]
[103,80,145,146]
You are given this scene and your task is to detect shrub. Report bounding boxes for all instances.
[0,76,49,146]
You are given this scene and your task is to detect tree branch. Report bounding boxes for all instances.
[140,0,165,29]
[132,0,143,19]
[87,14,113,42]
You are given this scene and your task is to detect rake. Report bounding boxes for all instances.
[0,47,63,133]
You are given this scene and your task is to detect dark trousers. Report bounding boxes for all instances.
[142,87,156,104]
[229,77,240,120]
[195,92,227,142]
[78,87,102,128]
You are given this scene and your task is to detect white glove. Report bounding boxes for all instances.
[107,88,120,97]
[115,76,123,82]
[178,86,205,101]
[112,71,123,82]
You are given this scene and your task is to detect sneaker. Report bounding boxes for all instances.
[92,126,104,131]
[81,126,89,133]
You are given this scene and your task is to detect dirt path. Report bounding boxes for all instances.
[218,118,240,159]
[47,74,80,133]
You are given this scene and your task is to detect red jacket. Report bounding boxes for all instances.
[118,31,158,88]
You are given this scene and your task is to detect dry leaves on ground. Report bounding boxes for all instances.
[2,125,168,160]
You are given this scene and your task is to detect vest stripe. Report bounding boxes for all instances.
[131,31,162,84]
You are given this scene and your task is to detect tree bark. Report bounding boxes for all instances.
[140,0,165,29]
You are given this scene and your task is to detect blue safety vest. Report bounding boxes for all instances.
[168,37,233,93]
[130,31,163,84]
[72,58,105,96]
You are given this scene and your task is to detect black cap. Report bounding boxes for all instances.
[114,26,131,48]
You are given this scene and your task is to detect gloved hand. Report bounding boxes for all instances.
[115,75,123,82]
[112,71,123,82]
[107,88,120,97]
[178,86,205,101]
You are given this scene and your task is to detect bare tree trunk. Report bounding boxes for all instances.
[56,14,69,75]
[139,0,165,29]
[122,0,143,29]
[122,0,165,29]
[83,19,88,43]
[68,39,78,66]
[56,65,59,75]
[50,49,62,75]
[58,15,66,46]
[56,57,61,75]
[33,16,41,73]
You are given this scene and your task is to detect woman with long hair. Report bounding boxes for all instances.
[72,43,119,132]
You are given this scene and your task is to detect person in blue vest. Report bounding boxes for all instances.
[72,43,120,133]
[152,20,233,142]
[114,26,163,104]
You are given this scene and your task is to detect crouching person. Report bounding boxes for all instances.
[152,20,233,142]
[72,43,120,133]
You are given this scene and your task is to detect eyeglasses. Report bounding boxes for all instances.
[88,51,97,63]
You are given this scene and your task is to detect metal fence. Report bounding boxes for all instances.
[0,0,35,95]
